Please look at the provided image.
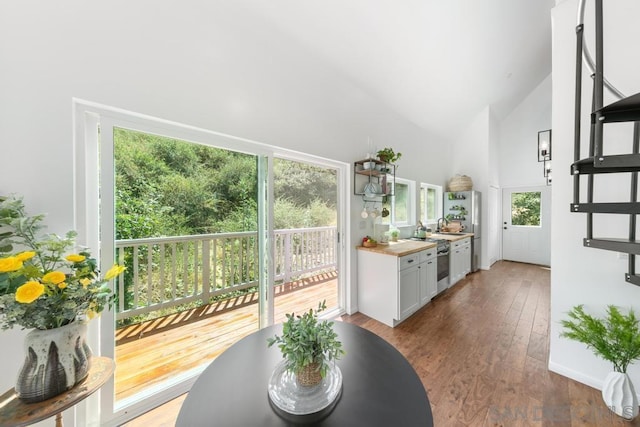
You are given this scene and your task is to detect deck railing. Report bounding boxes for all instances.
[114,226,337,321]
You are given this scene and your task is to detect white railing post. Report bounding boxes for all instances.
[284,231,292,284]
[202,239,210,302]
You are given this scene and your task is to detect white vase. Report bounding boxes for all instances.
[602,371,639,420]
[16,321,92,402]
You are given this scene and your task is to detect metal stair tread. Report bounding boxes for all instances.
[571,202,640,214]
[571,154,640,174]
[583,237,640,255]
[593,91,640,123]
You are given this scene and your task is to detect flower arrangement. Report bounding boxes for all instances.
[0,195,125,330]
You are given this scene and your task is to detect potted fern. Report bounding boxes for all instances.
[268,301,344,387]
[560,305,640,419]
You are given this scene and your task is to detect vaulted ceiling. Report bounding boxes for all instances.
[240,0,556,139]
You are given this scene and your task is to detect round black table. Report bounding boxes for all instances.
[177,321,433,426]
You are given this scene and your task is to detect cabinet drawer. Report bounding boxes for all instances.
[399,253,419,270]
[419,249,436,263]
[452,238,470,248]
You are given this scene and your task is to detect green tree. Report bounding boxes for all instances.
[511,192,541,226]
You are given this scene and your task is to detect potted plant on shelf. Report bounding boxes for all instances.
[268,301,345,387]
[560,304,640,419]
[376,147,402,164]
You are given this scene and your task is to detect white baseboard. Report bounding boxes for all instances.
[548,361,640,401]
[548,360,604,391]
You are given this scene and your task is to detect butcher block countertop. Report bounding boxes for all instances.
[430,232,474,242]
[357,239,436,257]
[356,233,474,257]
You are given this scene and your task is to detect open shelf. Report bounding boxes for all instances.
[353,159,395,197]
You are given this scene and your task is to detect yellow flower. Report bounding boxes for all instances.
[80,278,92,288]
[0,256,23,273]
[15,251,36,262]
[104,264,126,281]
[86,309,97,320]
[66,254,86,263]
[15,281,45,304]
[58,282,67,289]
[42,271,66,285]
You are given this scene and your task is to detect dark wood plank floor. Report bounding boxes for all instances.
[124,261,640,426]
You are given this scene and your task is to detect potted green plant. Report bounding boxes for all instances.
[560,305,640,419]
[268,301,344,387]
[376,147,402,164]
[390,229,400,242]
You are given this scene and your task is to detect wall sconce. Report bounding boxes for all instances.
[538,129,552,185]
[538,129,552,162]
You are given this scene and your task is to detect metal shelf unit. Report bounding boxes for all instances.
[353,159,395,198]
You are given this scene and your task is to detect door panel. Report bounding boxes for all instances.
[502,186,551,266]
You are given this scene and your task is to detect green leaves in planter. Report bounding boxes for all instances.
[267,300,345,378]
[560,305,640,373]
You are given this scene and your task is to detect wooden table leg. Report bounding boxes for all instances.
[56,412,63,427]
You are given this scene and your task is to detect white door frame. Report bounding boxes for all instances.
[73,99,349,425]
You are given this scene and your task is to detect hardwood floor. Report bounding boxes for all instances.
[123,261,640,426]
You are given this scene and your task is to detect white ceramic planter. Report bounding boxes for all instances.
[16,321,92,402]
[602,371,639,420]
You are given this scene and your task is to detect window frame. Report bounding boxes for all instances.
[419,182,442,225]
[510,191,542,227]
[387,177,415,227]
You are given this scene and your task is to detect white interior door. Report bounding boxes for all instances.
[502,186,551,266]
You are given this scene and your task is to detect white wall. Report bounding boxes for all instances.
[452,107,492,269]
[499,74,552,188]
[0,1,453,423]
[549,0,640,390]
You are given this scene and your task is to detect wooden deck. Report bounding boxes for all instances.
[115,271,338,402]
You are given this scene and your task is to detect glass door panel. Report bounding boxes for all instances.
[111,128,262,407]
[272,158,339,322]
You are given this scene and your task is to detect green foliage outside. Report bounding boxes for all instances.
[115,128,337,238]
[560,305,640,373]
[114,128,337,324]
[511,192,541,226]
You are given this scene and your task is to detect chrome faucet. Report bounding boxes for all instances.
[436,217,449,232]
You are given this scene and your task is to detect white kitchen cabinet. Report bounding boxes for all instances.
[357,245,436,327]
[399,260,420,320]
[449,237,471,287]
[419,249,437,305]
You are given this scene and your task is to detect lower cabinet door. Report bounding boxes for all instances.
[399,264,420,320]
[426,259,437,299]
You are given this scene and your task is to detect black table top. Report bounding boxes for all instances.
[176,321,433,426]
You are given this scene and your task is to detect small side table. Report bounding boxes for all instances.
[0,356,115,427]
